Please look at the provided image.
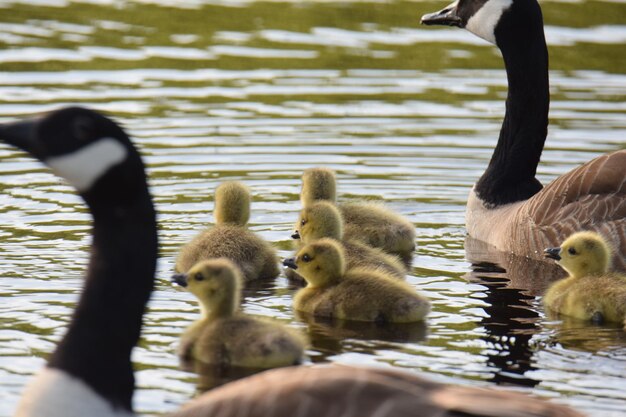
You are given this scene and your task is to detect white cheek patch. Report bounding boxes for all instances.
[45,138,127,193]
[466,0,513,44]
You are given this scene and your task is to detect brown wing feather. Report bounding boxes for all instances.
[169,365,583,417]
[510,150,626,271]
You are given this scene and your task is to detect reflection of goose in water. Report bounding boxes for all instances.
[463,259,542,388]
[465,236,626,388]
[465,236,566,296]
[296,310,427,362]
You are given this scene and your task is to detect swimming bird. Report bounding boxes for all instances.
[171,259,306,368]
[284,238,429,323]
[300,167,416,267]
[293,201,407,280]
[175,181,279,282]
[543,231,626,324]
[422,0,626,271]
[3,107,583,417]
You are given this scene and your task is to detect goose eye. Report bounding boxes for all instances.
[302,254,311,262]
[195,273,204,281]
[568,247,577,255]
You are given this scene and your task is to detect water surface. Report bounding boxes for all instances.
[0,1,625,416]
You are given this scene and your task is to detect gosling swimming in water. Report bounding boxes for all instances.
[294,201,407,280]
[176,181,279,282]
[544,231,626,325]
[172,259,306,368]
[300,167,416,267]
[284,239,429,323]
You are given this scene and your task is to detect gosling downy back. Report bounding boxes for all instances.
[175,181,279,281]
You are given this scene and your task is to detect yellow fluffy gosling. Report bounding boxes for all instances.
[294,201,407,280]
[543,231,626,325]
[284,239,430,323]
[172,259,306,368]
[176,181,279,281]
[300,167,416,267]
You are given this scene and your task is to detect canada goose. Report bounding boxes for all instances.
[284,239,429,323]
[175,181,279,282]
[294,201,407,280]
[3,108,582,417]
[300,167,416,267]
[543,231,626,324]
[171,259,306,368]
[422,0,626,272]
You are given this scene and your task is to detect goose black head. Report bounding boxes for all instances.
[421,0,543,48]
[0,107,147,204]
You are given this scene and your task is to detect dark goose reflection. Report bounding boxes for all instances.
[464,236,567,388]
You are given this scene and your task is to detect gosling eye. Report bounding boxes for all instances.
[302,254,311,262]
[568,247,577,255]
[301,219,307,226]
[195,273,204,281]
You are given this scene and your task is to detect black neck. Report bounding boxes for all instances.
[475,6,549,206]
[48,186,157,411]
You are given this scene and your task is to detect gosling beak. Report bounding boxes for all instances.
[171,273,188,287]
[291,230,301,239]
[0,117,41,156]
[421,1,463,27]
[283,258,298,269]
[544,247,561,261]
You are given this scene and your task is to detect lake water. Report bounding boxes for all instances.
[0,0,625,416]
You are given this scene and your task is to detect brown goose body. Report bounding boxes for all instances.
[467,150,626,271]
[173,365,584,417]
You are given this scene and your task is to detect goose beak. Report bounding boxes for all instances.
[283,258,298,269]
[544,247,561,261]
[421,1,463,27]
[171,273,188,287]
[0,117,41,155]
[291,230,301,239]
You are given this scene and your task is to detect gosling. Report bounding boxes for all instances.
[176,181,279,281]
[293,201,407,280]
[284,239,430,323]
[543,231,626,325]
[172,259,306,368]
[300,167,416,267]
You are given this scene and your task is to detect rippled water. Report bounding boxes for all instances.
[0,1,625,416]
